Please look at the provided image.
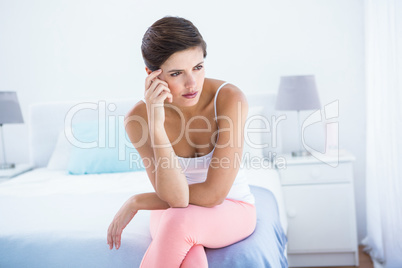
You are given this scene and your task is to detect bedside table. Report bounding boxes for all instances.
[276,152,359,267]
[0,163,34,182]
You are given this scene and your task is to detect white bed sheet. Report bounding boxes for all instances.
[0,169,150,239]
[0,167,287,240]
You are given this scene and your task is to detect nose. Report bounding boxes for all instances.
[185,74,196,90]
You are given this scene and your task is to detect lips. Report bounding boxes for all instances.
[182,91,198,99]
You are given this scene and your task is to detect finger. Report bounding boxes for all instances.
[154,91,173,103]
[149,84,171,100]
[162,92,173,103]
[146,79,169,96]
[115,228,123,250]
[113,224,122,250]
[110,226,116,249]
[107,225,113,249]
[113,231,121,250]
[107,226,110,243]
[145,69,162,89]
[154,79,169,88]
[145,69,162,90]
[144,80,169,101]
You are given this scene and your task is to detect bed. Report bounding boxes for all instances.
[0,93,288,267]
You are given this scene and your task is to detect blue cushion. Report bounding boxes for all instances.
[67,120,145,175]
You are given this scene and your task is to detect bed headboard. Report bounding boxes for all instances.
[28,93,280,168]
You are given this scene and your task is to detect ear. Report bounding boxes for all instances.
[145,67,152,75]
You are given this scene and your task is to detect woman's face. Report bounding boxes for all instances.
[158,46,205,107]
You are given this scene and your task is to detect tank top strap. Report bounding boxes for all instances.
[214,82,229,120]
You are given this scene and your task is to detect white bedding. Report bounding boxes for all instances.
[0,168,154,197]
[0,169,151,239]
[0,167,287,239]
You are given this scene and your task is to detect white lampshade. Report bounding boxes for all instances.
[0,92,24,125]
[275,75,321,111]
[0,91,24,169]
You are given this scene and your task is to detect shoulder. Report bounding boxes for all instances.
[126,100,147,122]
[124,100,149,148]
[218,83,247,103]
[209,79,248,117]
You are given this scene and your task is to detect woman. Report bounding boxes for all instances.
[107,16,256,267]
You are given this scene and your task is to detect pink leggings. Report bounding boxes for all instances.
[140,199,256,268]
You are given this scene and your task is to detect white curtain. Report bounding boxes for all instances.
[363,0,402,267]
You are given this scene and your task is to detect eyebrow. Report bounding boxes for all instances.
[167,61,204,73]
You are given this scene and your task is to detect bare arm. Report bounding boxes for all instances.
[107,192,170,250]
[132,192,171,210]
[150,125,189,207]
[126,69,189,208]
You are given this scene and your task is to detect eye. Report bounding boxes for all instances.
[170,72,181,77]
[194,65,203,70]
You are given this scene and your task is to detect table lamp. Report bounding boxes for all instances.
[0,92,24,169]
[275,75,321,157]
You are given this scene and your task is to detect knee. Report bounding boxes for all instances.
[163,206,192,224]
[157,206,197,233]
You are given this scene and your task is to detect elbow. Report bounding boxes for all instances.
[204,196,225,208]
[169,200,189,208]
[156,186,189,208]
[167,199,189,208]
[164,195,189,208]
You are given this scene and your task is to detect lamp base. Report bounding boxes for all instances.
[0,163,16,170]
[291,150,311,157]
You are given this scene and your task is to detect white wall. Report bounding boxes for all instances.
[0,0,366,241]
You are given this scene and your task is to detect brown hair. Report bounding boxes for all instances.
[141,16,207,71]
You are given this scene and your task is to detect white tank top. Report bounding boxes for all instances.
[176,82,255,204]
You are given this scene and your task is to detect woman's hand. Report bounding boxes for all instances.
[144,69,173,127]
[107,198,138,250]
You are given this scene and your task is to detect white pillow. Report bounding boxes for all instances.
[47,130,72,170]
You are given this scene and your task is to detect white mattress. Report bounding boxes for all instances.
[0,167,287,238]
